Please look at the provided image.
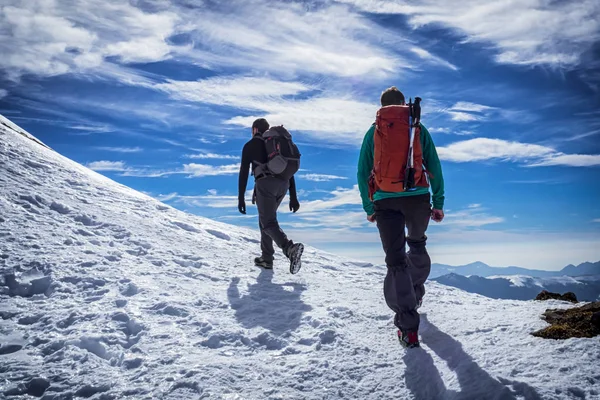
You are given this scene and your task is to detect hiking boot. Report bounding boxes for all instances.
[397,330,420,348]
[284,241,304,274]
[254,257,273,269]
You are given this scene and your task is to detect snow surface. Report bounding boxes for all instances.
[1,118,600,399]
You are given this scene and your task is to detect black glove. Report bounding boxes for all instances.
[238,198,246,214]
[289,196,300,213]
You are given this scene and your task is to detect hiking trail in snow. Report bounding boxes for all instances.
[1,117,599,399]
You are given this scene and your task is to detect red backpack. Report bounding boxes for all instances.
[368,98,429,200]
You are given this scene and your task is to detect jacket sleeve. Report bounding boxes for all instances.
[238,143,250,200]
[288,176,297,199]
[357,126,375,216]
[420,124,445,210]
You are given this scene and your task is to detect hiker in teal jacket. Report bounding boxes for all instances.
[357,86,445,348]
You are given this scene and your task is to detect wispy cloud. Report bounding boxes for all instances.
[450,102,495,113]
[445,101,496,122]
[593,219,600,223]
[87,160,240,178]
[338,0,600,69]
[96,146,143,153]
[87,160,127,171]
[156,75,377,143]
[300,185,362,213]
[0,0,179,81]
[529,154,600,167]
[410,47,458,71]
[447,112,482,122]
[0,89,7,99]
[156,77,312,110]
[69,125,115,134]
[186,153,239,160]
[437,138,554,162]
[444,204,504,227]
[0,0,410,83]
[437,138,600,167]
[299,174,349,182]
[181,163,239,177]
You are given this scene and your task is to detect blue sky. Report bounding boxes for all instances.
[1,0,599,270]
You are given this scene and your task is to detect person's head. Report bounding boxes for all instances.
[380,86,405,106]
[252,118,270,136]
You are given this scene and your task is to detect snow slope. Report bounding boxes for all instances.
[433,273,600,302]
[1,118,599,400]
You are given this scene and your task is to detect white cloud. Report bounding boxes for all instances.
[429,127,451,134]
[87,160,127,171]
[181,2,401,79]
[187,153,239,160]
[300,185,362,213]
[0,89,7,98]
[155,189,255,209]
[410,47,458,71]
[0,0,179,80]
[447,111,482,122]
[0,0,410,82]
[120,163,240,178]
[181,163,239,177]
[437,138,555,162]
[449,102,495,113]
[69,125,115,134]
[157,75,377,144]
[445,102,495,122]
[96,146,142,153]
[593,219,600,223]
[529,154,600,167]
[298,174,349,182]
[438,137,600,167]
[156,77,312,110]
[224,96,376,143]
[338,0,600,68]
[443,205,504,227]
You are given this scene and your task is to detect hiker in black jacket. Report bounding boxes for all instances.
[238,118,304,274]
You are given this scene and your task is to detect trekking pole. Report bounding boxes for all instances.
[405,97,422,191]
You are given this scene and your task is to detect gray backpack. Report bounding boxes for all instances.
[254,126,301,181]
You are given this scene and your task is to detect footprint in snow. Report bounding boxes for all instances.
[205,229,230,241]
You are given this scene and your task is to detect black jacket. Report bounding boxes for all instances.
[238,136,297,200]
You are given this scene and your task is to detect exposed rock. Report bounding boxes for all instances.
[532,301,600,339]
[535,290,578,303]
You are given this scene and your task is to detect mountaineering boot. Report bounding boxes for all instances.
[398,330,420,348]
[254,257,273,270]
[284,241,304,275]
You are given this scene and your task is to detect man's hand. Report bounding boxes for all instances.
[431,209,444,222]
[367,213,376,223]
[238,198,246,214]
[289,196,300,213]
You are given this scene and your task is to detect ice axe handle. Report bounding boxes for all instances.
[413,97,422,125]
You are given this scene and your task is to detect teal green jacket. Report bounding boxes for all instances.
[357,124,445,216]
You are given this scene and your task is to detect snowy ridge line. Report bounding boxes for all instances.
[0,114,49,149]
[1,118,599,399]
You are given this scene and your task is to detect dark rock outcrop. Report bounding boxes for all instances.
[535,290,578,303]
[532,302,600,339]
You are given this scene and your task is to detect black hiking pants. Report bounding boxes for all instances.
[255,177,290,262]
[374,194,432,332]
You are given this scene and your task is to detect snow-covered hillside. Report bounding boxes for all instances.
[433,273,600,302]
[1,118,599,399]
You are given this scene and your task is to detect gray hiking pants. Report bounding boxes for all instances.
[255,177,290,261]
[374,194,432,332]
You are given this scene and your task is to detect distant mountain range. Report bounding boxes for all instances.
[430,261,600,279]
[432,273,600,302]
